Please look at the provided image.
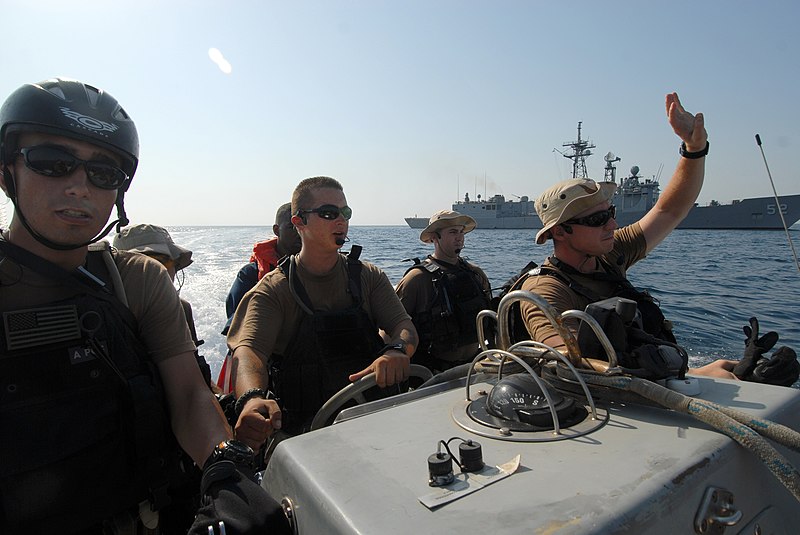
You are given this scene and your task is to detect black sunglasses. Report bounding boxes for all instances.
[298,204,353,221]
[564,205,616,227]
[16,145,129,190]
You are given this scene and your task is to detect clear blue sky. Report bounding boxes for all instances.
[2,0,798,226]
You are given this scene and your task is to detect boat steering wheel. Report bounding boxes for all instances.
[310,364,433,431]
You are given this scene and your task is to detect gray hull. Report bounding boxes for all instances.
[405,215,541,229]
[406,193,800,230]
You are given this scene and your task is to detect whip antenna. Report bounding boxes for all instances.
[755,134,800,273]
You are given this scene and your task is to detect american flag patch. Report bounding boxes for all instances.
[3,305,81,351]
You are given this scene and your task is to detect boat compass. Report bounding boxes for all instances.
[450,290,610,442]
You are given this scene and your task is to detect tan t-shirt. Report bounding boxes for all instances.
[519,223,647,345]
[395,257,491,362]
[0,237,195,363]
[226,254,410,360]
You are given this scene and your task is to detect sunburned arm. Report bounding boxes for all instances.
[231,345,282,450]
[157,351,232,466]
[534,329,739,379]
[687,359,739,379]
[639,92,707,253]
[349,318,419,387]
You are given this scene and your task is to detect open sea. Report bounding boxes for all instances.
[169,226,800,386]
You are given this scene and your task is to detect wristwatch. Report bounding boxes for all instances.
[204,439,255,469]
[679,141,709,159]
[380,342,408,356]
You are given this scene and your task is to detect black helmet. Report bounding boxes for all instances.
[0,78,138,250]
[0,77,139,185]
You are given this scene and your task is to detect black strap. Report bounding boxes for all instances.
[345,245,364,304]
[0,240,138,329]
[545,256,637,303]
[280,246,366,314]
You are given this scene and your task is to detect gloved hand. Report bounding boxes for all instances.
[187,460,291,535]
[732,317,779,380]
[749,346,800,387]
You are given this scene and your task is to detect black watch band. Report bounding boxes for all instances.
[204,439,255,470]
[679,141,709,159]
[379,342,408,356]
[234,387,275,417]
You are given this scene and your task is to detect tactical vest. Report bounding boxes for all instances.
[404,257,490,361]
[269,247,385,434]
[504,256,676,346]
[0,241,194,533]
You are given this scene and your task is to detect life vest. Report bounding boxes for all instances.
[0,241,195,533]
[403,257,491,364]
[250,237,281,280]
[268,246,387,434]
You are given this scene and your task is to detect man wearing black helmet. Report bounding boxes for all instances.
[0,78,289,534]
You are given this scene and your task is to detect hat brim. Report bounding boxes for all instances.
[420,215,477,243]
[121,242,193,270]
[169,243,193,271]
[535,181,617,244]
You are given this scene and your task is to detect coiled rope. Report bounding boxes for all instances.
[556,366,800,502]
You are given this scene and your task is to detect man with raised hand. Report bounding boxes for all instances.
[515,92,797,385]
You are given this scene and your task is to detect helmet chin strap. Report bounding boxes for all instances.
[5,165,129,251]
[577,254,597,272]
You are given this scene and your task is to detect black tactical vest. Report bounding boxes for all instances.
[404,257,490,361]
[0,241,193,533]
[269,248,386,434]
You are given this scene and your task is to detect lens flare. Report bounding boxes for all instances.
[208,47,233,74]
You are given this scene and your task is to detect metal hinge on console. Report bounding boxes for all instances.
[694,486,742,534]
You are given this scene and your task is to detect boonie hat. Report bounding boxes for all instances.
[419,210,477,243]
[534,178,617,244]
[113,224,193,270]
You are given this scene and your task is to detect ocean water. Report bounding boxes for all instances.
[169,226,800,385]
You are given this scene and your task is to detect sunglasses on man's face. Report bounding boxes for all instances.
[298,204,353,221]
[564,205,616,227]
[16,145,128,190]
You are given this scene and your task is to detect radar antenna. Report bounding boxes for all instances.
[603,152,621,184]
[562,122,595,179]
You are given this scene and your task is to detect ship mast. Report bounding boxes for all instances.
[562,121,595,178]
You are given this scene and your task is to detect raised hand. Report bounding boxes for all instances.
[666,92,707,151]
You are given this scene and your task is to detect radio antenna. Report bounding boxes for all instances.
[755,134,800,273]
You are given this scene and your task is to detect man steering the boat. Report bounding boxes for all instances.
[396,209,492,372]
[0,78,289,534]
[226,176,418,452]
[517,92,798,383]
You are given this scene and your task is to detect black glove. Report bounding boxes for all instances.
[749,346,800,387]
[733,317,779,380]
[187,460,291,535]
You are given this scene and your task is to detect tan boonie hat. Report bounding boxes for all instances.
[534,178,617,244]
[113,224,193,270]
[419,210,477,243]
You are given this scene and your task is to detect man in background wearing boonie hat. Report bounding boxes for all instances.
[517,92,745,379]
[114,223,215,388]
[396,209,492,372]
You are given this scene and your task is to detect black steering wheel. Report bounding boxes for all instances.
[310,364,433,431]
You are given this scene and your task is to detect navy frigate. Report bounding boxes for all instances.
[405,122,800,230]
